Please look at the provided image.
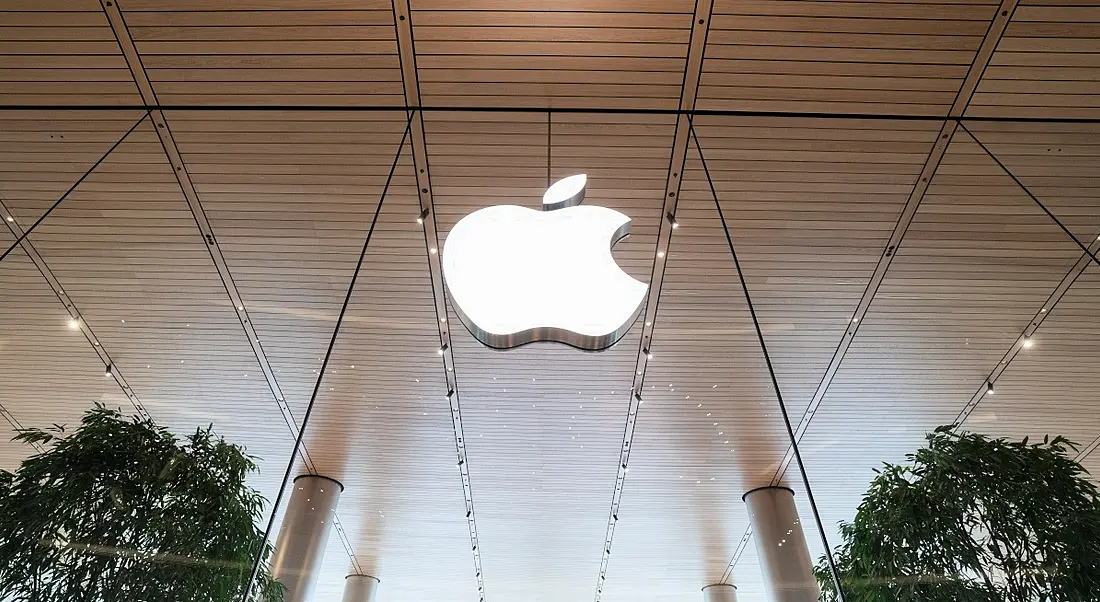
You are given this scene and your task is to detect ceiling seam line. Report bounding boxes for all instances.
[1,196,150,425]
[593,2,714,600]
[720,0,1019,579]
[99,0,376,568]
[6,105,1100,124]
[692,124,847,601]
[391,1,487,599]
[241,118,411,602]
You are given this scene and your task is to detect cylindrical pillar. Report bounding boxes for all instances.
[702,583,738,602]
[743,486,820,602]
[341,575,380,602]
[270,474,344,602]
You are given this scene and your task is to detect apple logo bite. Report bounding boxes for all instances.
[442,174,648,351]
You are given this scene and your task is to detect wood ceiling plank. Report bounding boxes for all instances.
[128,25,396,41]
[122,10,395,27]
[119,0,393,10]
[413,10,693,28]
[416,54,686,72]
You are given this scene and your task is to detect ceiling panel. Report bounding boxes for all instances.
[960,267,1100,454]
[119,0,404,105]
[13,119,293,508]
[698,0,999,115]
[0,1,142,105]
[688,116,940,414]
[955,120,1100,243]
[792,131,1090,545]
[165,110,414,421]
[0,110,148,226]
[969,1,1100,119]
[411,1,693,109]
[0,242,129,438]
[425,111,669,602]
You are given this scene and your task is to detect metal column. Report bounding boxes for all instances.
[703,583,738,602]
[341,575,380,602]
[269,475,344,602]
[743,486,820,602]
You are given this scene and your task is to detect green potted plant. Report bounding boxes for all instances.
[0,404,283,602]
[816,426,1100,601]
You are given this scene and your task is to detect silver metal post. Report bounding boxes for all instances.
[341,575,380,602]
[743,486,820,602]
[269,475,344,602]
[703,583,738,602]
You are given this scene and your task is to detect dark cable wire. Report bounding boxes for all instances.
[690,122,847,602]
[958,121,1100,268]
[4,104,1100,125]
[239,114,413,602]
[0,111,150,264]
[547,110,552,188]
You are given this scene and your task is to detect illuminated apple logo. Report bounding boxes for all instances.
[442,174,648,351]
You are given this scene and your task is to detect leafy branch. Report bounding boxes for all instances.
[815,427,1100,602]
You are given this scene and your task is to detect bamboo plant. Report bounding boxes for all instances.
[816,426,1100,601]
[0,404,283,602]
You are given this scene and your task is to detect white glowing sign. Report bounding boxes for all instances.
[442,174,648,350]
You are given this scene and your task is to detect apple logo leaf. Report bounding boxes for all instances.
[442,174,648,351]
[542,173,587,211]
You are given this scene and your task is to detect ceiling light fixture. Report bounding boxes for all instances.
[416,208,429,225]
[1022,336,1033,349]
[68,318,81,330]
[986,381,995,395]
[666,212,679,229]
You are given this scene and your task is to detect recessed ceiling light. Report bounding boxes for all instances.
[68,318,81,330]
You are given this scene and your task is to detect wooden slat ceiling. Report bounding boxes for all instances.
[969,1,1100,118]
[1,1,1099,602]
[0,1,143,105]
[698,0,1001,115]
[410,1,693,110]
[122,0,404,106]
[794,129,1100,552]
